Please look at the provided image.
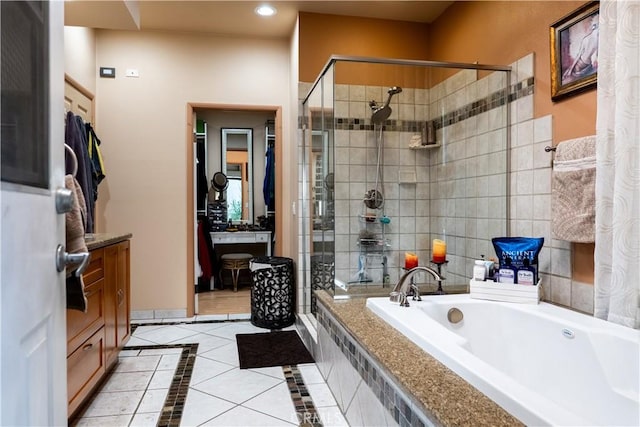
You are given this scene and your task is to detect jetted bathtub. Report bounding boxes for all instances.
[367,294,639,426]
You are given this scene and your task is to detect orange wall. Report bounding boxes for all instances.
[299,12,430,84]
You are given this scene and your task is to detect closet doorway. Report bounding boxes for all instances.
[185,103,282,317]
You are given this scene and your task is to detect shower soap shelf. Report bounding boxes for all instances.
[469,279,541,304]
[357,214,389,253]
[409,143,441,150]
[357,238,390,250]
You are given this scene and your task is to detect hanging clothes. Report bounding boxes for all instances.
[263,144,275,210]
[85,122,106,202]
[197,216,218,290]
[197,219,213,281]
[196,140,208,211]
[65,111,94,233]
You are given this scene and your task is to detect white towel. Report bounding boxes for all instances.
[551,135,596,242]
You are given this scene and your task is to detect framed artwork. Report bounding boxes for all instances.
[550,1,599,101]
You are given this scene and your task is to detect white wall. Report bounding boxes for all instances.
[64,26,96,94]
[93,29,291,312]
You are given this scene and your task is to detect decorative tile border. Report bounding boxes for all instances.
[130,319,250,330]
[316,303,435,427]
[284,365,323,427]
[311,77,534,133]
[120,344,199,427]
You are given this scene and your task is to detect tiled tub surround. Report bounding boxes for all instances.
[299,53,593,315]
[315,291,520,427]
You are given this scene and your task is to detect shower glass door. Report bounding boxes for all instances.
[301,63,335,316]
[301,56,511,313]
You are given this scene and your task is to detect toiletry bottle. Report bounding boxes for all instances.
[473,260,486,281]
[483,256,495,279]
[498,257,517,284]
[517,258,536,285]
[493,259,500,278]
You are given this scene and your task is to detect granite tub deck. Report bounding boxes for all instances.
[85,232,132,250]
[315,291,521,427]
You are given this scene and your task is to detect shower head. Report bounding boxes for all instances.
[383,86,402,108]
[370,86,403,124]
[371,105,392,124]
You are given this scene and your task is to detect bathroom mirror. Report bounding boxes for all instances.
[221,128,253,223]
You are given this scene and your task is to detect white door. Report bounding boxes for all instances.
[1,2,67,425]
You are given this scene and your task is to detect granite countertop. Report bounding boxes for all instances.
[316,291,522,427]
[85,232,133,251]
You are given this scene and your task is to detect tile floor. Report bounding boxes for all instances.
[72,320,348,427]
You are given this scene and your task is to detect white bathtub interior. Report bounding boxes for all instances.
[367,295,640,426]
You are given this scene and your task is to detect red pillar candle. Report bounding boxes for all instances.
[432,239,447,263]
[404,252,418,269]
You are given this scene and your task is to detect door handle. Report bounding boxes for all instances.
[56,244,90,276]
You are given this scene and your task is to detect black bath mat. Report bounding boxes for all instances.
[236,330,314,369]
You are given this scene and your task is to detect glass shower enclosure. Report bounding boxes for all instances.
[300,56,512,316]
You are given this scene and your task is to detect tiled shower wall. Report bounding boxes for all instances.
[330,66,512,290]
[298,53,594,315]
[507,56,593,313]
[332,84,434,287]
[425,68,509,285]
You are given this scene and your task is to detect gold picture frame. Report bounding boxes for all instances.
[550,1,599,101]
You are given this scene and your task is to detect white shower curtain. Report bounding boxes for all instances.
[594,0,640,328]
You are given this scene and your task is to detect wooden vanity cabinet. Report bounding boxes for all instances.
[103,240,131,367]
[67,239,131,419]
[66,248,106,417]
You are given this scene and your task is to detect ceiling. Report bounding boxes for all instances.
[65,1,454,38]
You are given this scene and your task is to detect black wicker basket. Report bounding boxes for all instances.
[250,256,295,329]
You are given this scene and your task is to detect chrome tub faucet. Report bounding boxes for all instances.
[389,266,445,307]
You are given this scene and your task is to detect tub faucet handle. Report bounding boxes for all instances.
[410,283,422,302]
[390,291,412,307]
[399,292,410,307]
[390,266,443,306]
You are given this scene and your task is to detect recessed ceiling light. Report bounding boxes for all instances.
[255,4,277,17]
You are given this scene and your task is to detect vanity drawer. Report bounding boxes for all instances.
[67,326,106,418]
[211,232,256,244]
[255,232,270,243]
[67,279,105,356]
[83,248,104,285]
